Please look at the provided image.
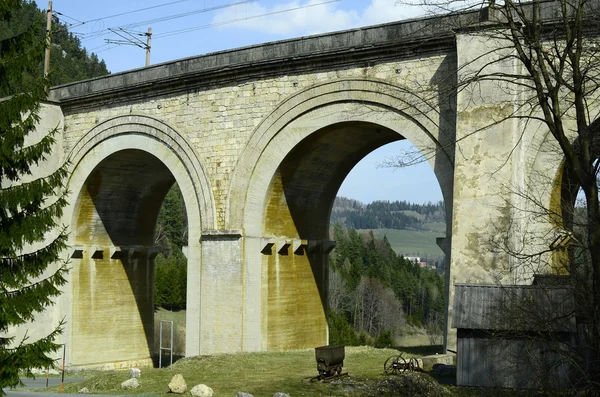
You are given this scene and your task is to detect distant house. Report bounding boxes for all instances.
[453,277,576,389]
[405,256,420,263]
[418,262,427,268]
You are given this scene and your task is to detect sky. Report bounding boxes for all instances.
[50,0,443,204]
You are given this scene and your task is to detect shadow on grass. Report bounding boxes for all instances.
[151,353,186,368]
[395,345,444,356]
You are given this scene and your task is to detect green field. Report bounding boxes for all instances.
[360,229,445,260]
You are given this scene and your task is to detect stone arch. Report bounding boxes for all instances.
[522,117,600,275]
[66,114,215,232]
[228,78,455,232]
[229,78,455,351]
[62,115,214,368]
[545,119,600,273]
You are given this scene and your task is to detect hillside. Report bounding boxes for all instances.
[331,197,446,232]
[365,229,444,263]
[0,0,109,97]
[331,197,446,263]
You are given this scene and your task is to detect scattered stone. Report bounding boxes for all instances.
[273,393,290,397]
[168,374,187,394]
[190,384,213,397]
[130,367,141,378]
[78,387,89,394]
[121,378,140,390]
[235,393,253,397]
[432,363,456,376]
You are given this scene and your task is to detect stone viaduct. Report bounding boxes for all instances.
[23,6,571,369]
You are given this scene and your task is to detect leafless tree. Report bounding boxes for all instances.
[387,0,600,389]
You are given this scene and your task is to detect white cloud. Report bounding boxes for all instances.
[212,1,359,36]
[211,0,425,36]
[361,0,424,26]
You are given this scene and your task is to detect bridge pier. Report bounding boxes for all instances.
[68,245,159,370]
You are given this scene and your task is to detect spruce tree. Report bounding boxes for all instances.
[1,0,69,391]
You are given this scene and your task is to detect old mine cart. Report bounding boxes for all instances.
[314,345,346,380]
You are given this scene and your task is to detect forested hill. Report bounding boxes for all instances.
[331,197,445,231]
[0,0,109,96]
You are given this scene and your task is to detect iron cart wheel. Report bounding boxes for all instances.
[398,356,411,373]
[409,357,420,372]
[384,354,402,374]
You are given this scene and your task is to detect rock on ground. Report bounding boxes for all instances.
[78,387,89,393]
[130,367,141,378]
[273,393,290,397]
[121,378,140,390]
[190,384,213,397]
[235,393,253,397]
[168,374,187,394]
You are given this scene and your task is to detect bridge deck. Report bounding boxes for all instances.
[48,10,482,105]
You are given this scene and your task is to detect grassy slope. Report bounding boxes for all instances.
[58,347,403,397]
[154,308,186,356]
[361,229,445,259]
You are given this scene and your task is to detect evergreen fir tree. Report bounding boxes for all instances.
[0,0,69,391]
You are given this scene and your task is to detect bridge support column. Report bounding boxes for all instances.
[69,245,158,369]
[449,32,527,350]
[184,242,202,357]
[198,230,244,354]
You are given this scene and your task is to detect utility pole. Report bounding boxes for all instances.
[145,28,152,67]
[43,0,52,76]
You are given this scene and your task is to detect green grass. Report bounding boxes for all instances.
[360,229,445,259]
[421,222,446,234]
[53,347,406,397]
[398,210,425,220]
[154,308,186,357]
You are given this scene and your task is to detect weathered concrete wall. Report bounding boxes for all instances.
[27,14,473,368]
[51,45,456,366]
[70,251,154,369]
[19,4,594,370]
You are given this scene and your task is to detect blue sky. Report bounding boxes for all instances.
[51,0,442,204]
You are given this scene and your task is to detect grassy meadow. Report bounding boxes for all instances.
[362,229,445,260]
[56,347,404,397]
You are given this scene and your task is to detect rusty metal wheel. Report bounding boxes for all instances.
[384,354,402,374]
[399,356,411,373]
[409,357,420,372]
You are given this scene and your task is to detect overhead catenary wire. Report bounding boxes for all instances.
[57,0,196,29]
[53,11,84,24]
[55,0,344,58]
[59,1,250,43]
[154,0,342,39]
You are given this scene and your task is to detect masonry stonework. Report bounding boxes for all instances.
[13,8,571,369]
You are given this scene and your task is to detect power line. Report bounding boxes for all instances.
[154,0,342,39]
[106,28,147,49]
[57,0,343,58]
[82,0,196,24]
[111,1,249,28]
[53,11,84,24]
[95,44,120,54]
[60,1,250,43]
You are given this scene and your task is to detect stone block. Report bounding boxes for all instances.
[129,367,141,378]
[190,384,213,397]
[121,378,140,390]
[168,374,187,394]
